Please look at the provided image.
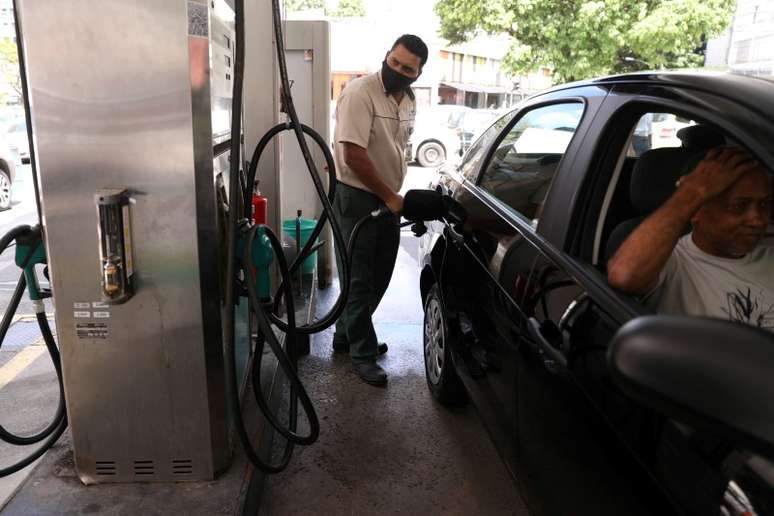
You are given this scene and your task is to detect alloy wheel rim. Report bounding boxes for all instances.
[424,297,445,384]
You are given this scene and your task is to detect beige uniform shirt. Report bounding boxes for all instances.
[333,71,415,194]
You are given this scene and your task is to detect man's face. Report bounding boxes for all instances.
[385,44,422,79]
[693,166,772,258]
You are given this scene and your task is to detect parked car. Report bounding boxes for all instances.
[408,105,470,168]
[650,112,695,149]
[418,71,774,516]
[5,119,30,164]
[0,134,16,210]
[452,108,501,154]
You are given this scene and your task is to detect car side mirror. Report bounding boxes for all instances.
[609,315,774,460]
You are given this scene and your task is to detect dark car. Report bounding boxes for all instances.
[417,72,774,516]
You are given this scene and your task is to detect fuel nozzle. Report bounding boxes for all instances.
[402,189,466,225]
[370,189,467,237]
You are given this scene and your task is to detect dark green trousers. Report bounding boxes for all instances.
[332,183,400,361]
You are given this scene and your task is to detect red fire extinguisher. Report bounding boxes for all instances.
[252,190,267,225]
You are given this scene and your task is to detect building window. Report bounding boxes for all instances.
[735,39,752,63]
[753,35,774,62]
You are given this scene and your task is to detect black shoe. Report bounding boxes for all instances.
[333,342,388,355]
[352,361,387,386]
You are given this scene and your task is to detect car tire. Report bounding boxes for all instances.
[424,284,466,404]
[416,141,446,168]
[0,169,11,211]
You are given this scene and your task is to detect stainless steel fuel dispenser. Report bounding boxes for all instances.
[16,0,240,483]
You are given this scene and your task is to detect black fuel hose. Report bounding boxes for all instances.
[226,0,397,474]
[245,0,354,338]
[242,224,319,445]
[222,0,319,474]
[0,226,67,477]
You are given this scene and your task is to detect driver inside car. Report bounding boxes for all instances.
[607,146,774,330]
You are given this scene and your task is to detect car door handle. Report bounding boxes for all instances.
[527,317,568,369]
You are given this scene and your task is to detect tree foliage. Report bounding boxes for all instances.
[328,0,366,17]
[283,0,365,17]
[435,0,735,83]
[0,38,21,102]
[283,0,324,11]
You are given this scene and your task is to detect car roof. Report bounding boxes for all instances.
[539,71,774,115]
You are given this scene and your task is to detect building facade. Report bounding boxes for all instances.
[705,0,774,76]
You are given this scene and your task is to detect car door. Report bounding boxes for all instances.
[523,82,774,516]
[468,91,677,515]
[440,87,664,515]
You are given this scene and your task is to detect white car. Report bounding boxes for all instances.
[5,119,30,164]
[0,134,17,210]
[650,113,695,148]
[408,105,470,168]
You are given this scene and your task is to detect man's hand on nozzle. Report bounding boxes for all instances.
[678,147,761,203]
[386,193,404,215]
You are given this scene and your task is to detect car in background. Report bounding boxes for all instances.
[408,105,470,168]
[0,134,16,210]
[5,119,29,164]
[418,71,774,516]
[452,108,501,154]
[650,112,695,148]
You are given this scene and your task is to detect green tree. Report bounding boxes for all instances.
[283,0,324,12]
[0,38,21,102]
[327,0,366,17]
[435,0,735,83]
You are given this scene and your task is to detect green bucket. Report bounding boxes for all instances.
[282,218,318,274]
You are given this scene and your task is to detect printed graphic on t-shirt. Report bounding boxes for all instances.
[722,287,774,329]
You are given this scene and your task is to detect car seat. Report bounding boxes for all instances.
[603,125,725,263]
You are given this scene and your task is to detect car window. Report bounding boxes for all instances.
[478,102,584,225]
[447,110,466,128]
[630,112,696,157]
[458,110,517,181]
[464,110,498,128]
[593,110,703,266]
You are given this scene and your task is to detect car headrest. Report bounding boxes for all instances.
[630,148,705,214]
[677,124,725,150]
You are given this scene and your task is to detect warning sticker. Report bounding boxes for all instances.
[93,311,110,319]
[74,311,91,318]
[76,323,109,340]
[92,301,108,309]
[74,302,90,309]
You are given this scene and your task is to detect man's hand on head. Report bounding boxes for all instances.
[678,147,762,203]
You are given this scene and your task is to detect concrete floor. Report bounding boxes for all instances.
[259,235,529,515]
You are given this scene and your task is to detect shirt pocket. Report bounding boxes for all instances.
[398,112,414,148]
[373,107,400,141]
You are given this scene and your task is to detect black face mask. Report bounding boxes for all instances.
[381,60,417,94]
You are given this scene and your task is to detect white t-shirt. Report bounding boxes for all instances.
[646,233,774,330]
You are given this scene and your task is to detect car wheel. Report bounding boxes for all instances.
[424,284,465,404]
[0,169,11,211]
[416,141,446,168]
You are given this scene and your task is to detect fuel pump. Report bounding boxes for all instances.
[0,0,463,480]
